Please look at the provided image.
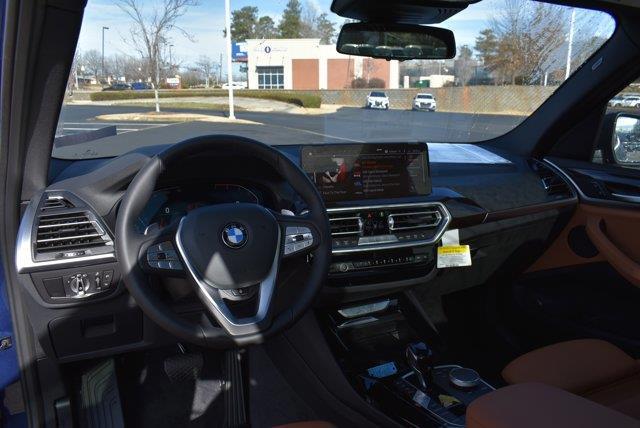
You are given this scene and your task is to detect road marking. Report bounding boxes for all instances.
[260,123,365,143]
[61,121,173,126]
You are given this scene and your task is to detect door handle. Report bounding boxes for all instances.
[586,216,640,287]
[610,192,640,204]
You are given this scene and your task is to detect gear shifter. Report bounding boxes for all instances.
[405,342,435,390]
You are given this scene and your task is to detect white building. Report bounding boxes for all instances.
[244,38,400,90]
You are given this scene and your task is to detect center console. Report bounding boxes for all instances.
[301,143,450,285]
[322,297,496,427]
[303,143,495,425]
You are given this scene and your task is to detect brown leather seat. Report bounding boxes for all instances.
[502,339,640,420]
[467,382,639,428]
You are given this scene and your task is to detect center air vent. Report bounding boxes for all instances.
[327,203,451,253]
[531,161,572,198]
[388,209,442,231]
[35,212,111,253]
[329,215,363,236]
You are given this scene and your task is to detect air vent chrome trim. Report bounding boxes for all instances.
[16,192,116,273]
[327,202,451,254]
[388,210,442,231]
[329,215,363,236]
[41,195,74,210]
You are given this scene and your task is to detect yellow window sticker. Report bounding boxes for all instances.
[437,245,471,268]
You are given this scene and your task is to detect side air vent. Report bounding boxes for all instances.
[388,209,442,231]
[41,196,74,211]
[531,161,572,198]
[35,212,111,253]
[329,215,363,236]
[17,192,116,272]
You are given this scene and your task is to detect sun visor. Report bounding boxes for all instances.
[330,0,480,24]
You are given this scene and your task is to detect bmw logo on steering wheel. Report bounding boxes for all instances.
[222,223,248,248]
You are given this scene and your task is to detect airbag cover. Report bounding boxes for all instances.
[177,203,279,289]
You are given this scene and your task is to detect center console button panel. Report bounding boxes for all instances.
[329,253,431,274]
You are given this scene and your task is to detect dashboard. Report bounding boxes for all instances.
[16,137,580,361]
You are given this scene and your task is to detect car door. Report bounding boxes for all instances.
[508,86,640,353]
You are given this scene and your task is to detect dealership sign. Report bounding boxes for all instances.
[232,42,248,62]
[252,43,287,54]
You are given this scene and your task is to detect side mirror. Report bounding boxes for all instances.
[612,114,640,165]
[336,23,456,61]
[598,112,640,166]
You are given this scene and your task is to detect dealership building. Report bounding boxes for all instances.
[240,39,400,90]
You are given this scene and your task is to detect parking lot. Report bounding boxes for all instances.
[58,104,525,145]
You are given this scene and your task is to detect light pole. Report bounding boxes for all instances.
[74,59,79,90]
[224,0,235,120]
[101,26,109,81]
[565,9,576,80]
[169,44,174,74]
[155,44,161,113]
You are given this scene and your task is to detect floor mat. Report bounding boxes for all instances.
[248,345,319,428]
[116,346,225,428]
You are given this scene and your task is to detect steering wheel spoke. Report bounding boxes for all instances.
[176,216,281,336]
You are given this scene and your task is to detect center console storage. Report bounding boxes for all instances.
[322,298,495,427]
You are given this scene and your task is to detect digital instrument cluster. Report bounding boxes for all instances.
[135,183,261,233]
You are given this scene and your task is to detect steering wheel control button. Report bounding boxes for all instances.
[146,241,182,270]
[221,223,248,248]
[449,367,481,389]
[284,226,314,255]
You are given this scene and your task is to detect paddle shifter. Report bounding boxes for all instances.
[405,342,436,390]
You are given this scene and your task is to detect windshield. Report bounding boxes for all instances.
[54,0,615,160]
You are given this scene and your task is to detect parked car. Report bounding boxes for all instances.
[608,95,627,107]
[102,83,132,91]
[221,82,246,90]
[412,93,437,111]
[366,91,389,109]
[131,82,153,90]
[621,96,640,108]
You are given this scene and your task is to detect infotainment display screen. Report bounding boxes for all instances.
[301,143,431,203]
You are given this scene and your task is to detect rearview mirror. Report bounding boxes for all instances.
[336,23,456,61]
[613,114,640,164]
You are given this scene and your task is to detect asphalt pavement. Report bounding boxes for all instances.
[58,104,525,145]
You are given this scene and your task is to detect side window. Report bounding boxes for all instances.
[598,82,640,168]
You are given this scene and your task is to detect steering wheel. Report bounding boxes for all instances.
[115,135,331,348]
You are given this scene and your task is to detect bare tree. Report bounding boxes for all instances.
[195,55,217,87]
[117,0,199,85]
[81,49,102,81]
[106,54,148,81]
[488,0,566,84]
[299,1,336,44]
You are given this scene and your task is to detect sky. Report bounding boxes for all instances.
[77,0,614,71]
